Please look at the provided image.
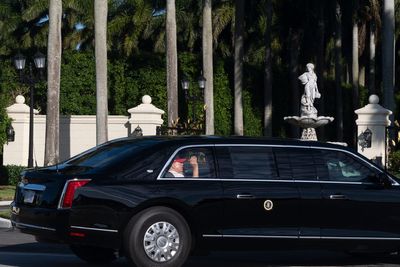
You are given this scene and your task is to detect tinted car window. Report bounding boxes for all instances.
[63,139,161,169]
[316,150,373,182]
[217,146,277,179]
[162,147,216,178]
[274,148,317,180]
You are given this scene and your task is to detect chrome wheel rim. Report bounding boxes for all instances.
[143,221,180,262]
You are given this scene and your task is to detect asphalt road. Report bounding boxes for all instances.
[1,228,400,267]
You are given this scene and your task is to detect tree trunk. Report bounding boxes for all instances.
[263,0,273,137]
[44,0,62,166]
[289,28,302,138]
[234,0,244,136]
[203,0,214,135]
[166,0,178,127]
[359,65,365,87]
[335,0,343,142]
[316,2,325,139]
[352,16,359,110]
[382,0,395,119]
[369,21,376,95]
[95,0,108,145]
[351,2,359,147]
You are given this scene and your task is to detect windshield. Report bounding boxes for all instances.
[63,139,161,169]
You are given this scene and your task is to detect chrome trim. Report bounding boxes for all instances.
[70,225,118,233]
[21,184,46,191]
[202,234,298,239]
[12,221,56,232]
[319,236,400,241]
[202,234,400,241]
[224,234,298,239]
[236,194,255,199]
[203,234,223,238]
[157,143,396,185]
[158,177,374,186]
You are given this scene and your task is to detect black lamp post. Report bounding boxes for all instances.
[181,74,206,124]
[6,125,15,142]
[13,52,46,168]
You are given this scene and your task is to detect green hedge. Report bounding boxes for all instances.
[0,51,274,142]
[0,165,25,186]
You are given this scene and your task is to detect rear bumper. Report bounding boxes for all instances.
[11,203,70,243]
[10,203,122,249]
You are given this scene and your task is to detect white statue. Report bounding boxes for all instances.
[298,63,320,117]
[284,62,334,141]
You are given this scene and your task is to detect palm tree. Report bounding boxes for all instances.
[263,0,273,137]
[335,0,343,141]
[21,0,94,52]
[234,0,244,136]
[382,0,395,119]
[44,0,62,166]
[94,0,108,144]
[203,0,214,135]
[352,0,360,110]
[212,0,234,58]
[108,0,155,56]
[166,0,178,127]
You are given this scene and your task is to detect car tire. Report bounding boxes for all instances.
[124,206,192,267]
[70,244,118,263]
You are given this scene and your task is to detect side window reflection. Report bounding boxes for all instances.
[163,148,215,178]
[318,151,373,182]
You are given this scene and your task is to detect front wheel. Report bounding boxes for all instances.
[69,244,118,263]
[124,206,192,267]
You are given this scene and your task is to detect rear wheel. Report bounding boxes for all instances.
[70,244,118,263]
[124,206,191,267]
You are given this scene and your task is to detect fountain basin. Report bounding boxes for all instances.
[284,116,334,129]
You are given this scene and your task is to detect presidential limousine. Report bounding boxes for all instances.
[11,136,400,267]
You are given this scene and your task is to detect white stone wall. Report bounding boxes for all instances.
[3,95,164,167]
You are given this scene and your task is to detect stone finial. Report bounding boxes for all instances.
[142,95,152,104]
[16,95,25,104]
[369,94,379,104]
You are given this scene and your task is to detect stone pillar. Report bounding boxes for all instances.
[4,95,39,166]
[355,95,392,167]
[128,95,165,136]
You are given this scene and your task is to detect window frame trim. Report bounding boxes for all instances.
[156,144,398,186]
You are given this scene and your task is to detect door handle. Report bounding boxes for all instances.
[236,194,255,199]
[329,194,347,200]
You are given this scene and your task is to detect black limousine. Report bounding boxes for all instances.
[11,136,400,267]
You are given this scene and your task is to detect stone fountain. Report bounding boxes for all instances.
[284,63,334,141]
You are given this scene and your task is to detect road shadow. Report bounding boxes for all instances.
[185,250,400,267]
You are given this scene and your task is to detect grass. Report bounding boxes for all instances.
[0,210,11,220]
[0,185,15,201]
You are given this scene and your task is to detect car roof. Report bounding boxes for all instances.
[110,135,352,152]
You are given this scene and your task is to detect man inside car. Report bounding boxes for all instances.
[165,155,199,178]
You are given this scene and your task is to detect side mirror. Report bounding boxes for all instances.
[372,173,392,188]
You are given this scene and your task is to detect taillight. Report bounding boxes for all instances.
[59,179,91,209]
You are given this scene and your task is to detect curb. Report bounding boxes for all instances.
[0,201,12,206]
[0,217,11,229]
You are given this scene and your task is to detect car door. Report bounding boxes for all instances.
[217,145,300,240]
[315,149,400,241]
[157,146,224,237]
[274,147,322,238]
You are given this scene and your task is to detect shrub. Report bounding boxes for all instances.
[389,150,400,177]
[0,165,25,186]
